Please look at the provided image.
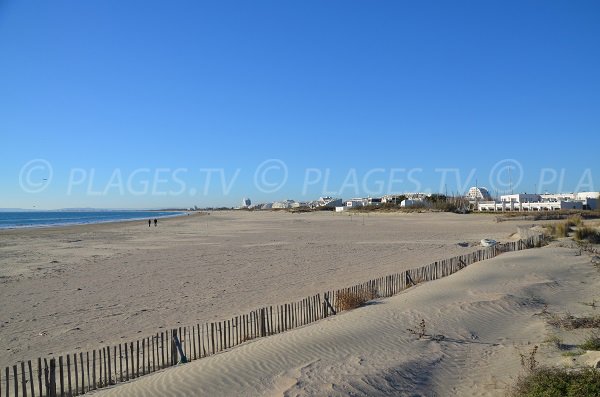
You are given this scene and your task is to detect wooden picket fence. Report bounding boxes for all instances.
[1,233,545,397]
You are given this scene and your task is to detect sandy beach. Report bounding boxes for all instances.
[89,242,600,397]
[1,211,525,370]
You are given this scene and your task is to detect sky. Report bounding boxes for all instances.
[1,1,599,209]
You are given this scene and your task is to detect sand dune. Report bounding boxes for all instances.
[89,244,599,396]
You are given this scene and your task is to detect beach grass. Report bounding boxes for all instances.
[574,225,600,244]
[512,367,600,397]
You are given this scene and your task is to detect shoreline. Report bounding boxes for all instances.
[0,210,192,231]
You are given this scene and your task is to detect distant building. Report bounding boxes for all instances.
[313,197,343,208]
[367,197,382,205]
[345,198,367,208]
[400,198,426,208]
[344,197,382,208]
[242,198,251,208]
[540,192,599,210]
[272,199,297,209]
[500,193,541,203]
[466,187,492,201]
[477,191,599,211]
[382,194,404,204]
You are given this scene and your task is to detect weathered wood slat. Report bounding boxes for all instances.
[135,340,140,378]
[49,359,57,397]
[37,358,42,397]
[57,357,63,397]
[27,361,34,397]
[20,362,26,397]
[43,359,49,397]
[12,365,17,397]
[118,344,123,383]
[73,354,79,395]
[125,343,130,382]
[91,350,97,390]
[105,348,110,386]
[86,352,91,392]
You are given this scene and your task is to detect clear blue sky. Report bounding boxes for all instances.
[1,1,598,208]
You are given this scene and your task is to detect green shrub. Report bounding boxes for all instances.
[580,334,600,351]
[561,351,584,357]
[512,368,600,397]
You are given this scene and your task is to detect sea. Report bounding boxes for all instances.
[0,210,187,229]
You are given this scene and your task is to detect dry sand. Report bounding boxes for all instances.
[90,243,600,397]
[0,211,524,369]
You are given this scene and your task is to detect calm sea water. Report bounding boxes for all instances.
[0,211,186,229]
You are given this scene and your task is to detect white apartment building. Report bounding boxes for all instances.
[477,191,599,211]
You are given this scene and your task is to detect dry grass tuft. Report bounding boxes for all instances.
[575,226,600,244]
[555,222,570,238]
[335,288,377,311]
[566,215,584,227]
[545,216,585,239]
[519,345,539,372]
[547,313,600,329]
[407,319,427,339]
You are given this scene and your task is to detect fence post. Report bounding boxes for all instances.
[12,365,18,397]
[48,359,56,397]
[260,309,267,337]
[27,361,34,397]
[172,331,187,364]
[20,362,26,397]
[36,359,42,397]
[324,293,336,316]
[57,357,63,397]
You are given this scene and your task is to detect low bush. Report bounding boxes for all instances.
[512,368,600,397]
[580,334,600,351]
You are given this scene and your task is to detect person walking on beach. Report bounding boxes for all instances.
[148,219,151,227]
[154,218,158,227]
